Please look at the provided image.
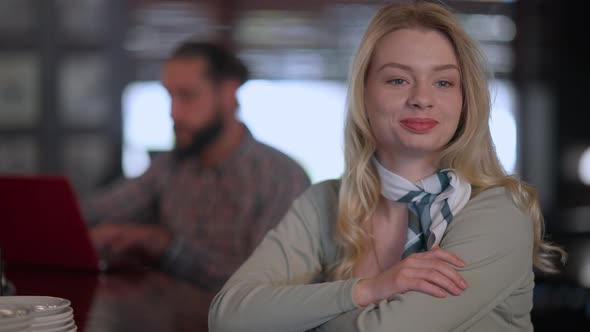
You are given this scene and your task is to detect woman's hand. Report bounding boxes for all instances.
[353,247,467,306]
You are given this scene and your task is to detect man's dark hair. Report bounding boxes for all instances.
[170,41,249,86]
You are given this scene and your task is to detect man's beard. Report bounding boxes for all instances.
[173,113,224,160]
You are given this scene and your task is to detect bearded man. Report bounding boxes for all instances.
[82,41,310,291]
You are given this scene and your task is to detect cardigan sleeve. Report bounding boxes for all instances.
[313,187,535,332]
[208,181,361,332]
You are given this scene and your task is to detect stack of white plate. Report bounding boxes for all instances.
[0,296,75,332]
[0,303,32,331]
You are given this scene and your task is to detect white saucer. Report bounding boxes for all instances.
[33,320,75,332]
[0,297,70,317]
[0,303,32,324]
[33,307,73,324]
[33,315,74,329]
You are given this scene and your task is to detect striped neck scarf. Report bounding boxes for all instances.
[372,157,472,258]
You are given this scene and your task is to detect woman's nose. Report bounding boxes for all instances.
[407,83,433,110]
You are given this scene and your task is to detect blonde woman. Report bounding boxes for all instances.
[209,1,565,331]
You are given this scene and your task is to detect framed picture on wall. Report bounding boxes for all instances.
[59,54,110,126]
[63,135,111,195]
[0,53,39,127]
[56,0,108,42]
[0,0,35,36]
[0,137,38,174]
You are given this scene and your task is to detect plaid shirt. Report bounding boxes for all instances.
[82,128,310,291]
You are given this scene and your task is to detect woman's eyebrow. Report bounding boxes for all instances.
[377,62,459,72]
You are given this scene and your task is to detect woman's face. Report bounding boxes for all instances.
[364,27,463,165]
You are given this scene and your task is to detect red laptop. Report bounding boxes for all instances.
[0,175,101,271]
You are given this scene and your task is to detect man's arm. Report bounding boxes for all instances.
[81,155,169,268]
[81,155,167,227]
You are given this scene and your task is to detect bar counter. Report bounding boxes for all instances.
[5,268,214,332]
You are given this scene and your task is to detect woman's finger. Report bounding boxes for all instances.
[427,246,466,267]
[409,269,465,296]
[399,254,468,291]
[406,278,448,298]
[407,247,465,268]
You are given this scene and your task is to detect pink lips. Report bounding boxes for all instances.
[400,118,439,133]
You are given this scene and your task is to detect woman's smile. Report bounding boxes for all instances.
[400,117,439,134]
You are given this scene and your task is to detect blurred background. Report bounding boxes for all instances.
[0,0,588,329]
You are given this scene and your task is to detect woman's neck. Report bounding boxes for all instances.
[375,154,437,183]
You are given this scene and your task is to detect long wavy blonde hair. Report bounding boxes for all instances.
[331,1,565,279]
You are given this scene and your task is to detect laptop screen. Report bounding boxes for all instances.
[0,176,100,271]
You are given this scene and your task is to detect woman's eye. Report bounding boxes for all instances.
[436,80,453,88]
[387,78,407,85]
